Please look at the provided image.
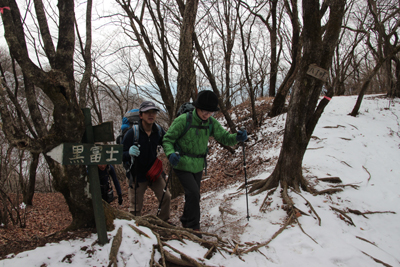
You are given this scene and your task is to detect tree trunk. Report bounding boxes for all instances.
[45,155,97,229]
[269,0,278,97]
[176,0,199,113]
[24,152,40,206]
[250,0,345,194]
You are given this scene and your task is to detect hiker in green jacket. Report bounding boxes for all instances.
[163,90,247,235]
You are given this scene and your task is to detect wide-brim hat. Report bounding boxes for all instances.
[139,101,160,112]
[193,90,220,112]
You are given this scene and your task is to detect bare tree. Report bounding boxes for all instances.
[268,0,301,117]
[0,0,120,230]
[238,0,282,98]
[366,0,400,97]
[115,0,179,122]
[248,0,346,205]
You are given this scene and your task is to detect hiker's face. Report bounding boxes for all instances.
[140,109,158,124]
[197,109,213,120]
[98,165,106,171]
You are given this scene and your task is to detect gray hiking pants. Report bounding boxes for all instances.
[129,175,171,222]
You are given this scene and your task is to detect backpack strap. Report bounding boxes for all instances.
[156,124,162,139]
[133,123,162,145]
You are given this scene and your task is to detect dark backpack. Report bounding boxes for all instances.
[99,165,114,203]
[176,102,195,117]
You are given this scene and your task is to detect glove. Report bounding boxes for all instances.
[129,145,140,157]
[118,194,123,205]
[168,153,180,167]
[236,130,248,142]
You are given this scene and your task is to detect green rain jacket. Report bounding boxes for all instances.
[163,109,238,173]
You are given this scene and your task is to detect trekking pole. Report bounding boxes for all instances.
[240,127,250,221]
[157,152,179,217]
[131,144,140,217]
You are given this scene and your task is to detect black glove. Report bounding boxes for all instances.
[236,130,248,142]
[118,194,123,205]
[168,153,181,167]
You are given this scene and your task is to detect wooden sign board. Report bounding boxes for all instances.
[81,121,115,143]
[47,143,123,165]
[307,64,329,82]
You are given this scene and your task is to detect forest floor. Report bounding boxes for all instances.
[0,162,255,260]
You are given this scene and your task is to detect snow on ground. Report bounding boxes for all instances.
[1,94,400,267]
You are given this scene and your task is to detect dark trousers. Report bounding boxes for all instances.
[174,169,203,230]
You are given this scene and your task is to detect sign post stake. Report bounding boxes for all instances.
[82,108,108,245]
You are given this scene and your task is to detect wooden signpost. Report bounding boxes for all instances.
[47,108,122,245]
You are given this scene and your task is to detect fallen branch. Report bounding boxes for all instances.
[323,125,345,128]
[128,223,151,238]
[203,245,216,259]
[155,232,166,267]
[317,177,342,184]
[363,166,371,184]
[164,250,193,266]
[162,242,206,267]
[109,226,123,267]
[307,146,324,150]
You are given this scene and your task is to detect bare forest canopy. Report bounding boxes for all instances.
[1,0,399,235]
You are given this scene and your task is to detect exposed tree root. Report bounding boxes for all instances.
[295,216,318,244]
[293,191,321,226]
[330,183,360,190]
[314,188,343,195]
[348,209,396,218]
[330,206,355,226]
[241,212,295,254]
[356,236,377,246]
[361,251,393,267]
[260,188,276,212]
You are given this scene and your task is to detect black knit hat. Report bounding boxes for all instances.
[193,90,220,112]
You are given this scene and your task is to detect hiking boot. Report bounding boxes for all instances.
[165,220,176,226]
[193,229,202,238]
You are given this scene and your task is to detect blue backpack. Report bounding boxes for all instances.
[116,109,140,144]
